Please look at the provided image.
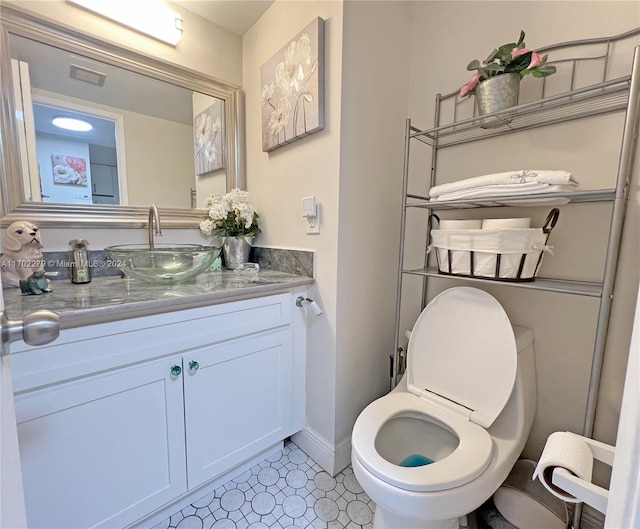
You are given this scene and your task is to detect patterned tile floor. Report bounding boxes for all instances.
[150,441,375,529]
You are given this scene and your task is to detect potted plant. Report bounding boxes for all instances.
[460,31,556,118]
[200,188,261,269]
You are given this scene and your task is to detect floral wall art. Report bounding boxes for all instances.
[194,99,224,175]
[51,154,87,186]
[261,17,325,152]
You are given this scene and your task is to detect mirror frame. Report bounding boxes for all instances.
[0,5,245,228]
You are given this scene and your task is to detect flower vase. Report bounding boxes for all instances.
[474,73,521,128]
[222,237,253,269]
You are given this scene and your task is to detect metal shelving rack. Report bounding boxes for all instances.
[392,30,640,529]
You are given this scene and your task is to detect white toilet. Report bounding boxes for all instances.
[351,287,537,529]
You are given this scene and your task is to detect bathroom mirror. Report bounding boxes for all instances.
[0,5,245,228]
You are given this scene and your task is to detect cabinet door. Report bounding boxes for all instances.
[15,356,187,529]
[184,329,292,489]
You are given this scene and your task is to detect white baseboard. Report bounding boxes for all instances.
[334,435,352,474]
[291,427,352,476]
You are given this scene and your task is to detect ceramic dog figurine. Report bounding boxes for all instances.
[1,220,51,295]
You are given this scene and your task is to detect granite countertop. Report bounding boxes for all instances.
[2,271,314,328]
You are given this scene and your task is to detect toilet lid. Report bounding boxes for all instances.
[407,287,517,428]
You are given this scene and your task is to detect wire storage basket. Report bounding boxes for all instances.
[430,209,560,282]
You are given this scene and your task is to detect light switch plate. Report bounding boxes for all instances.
[302,196,317,217]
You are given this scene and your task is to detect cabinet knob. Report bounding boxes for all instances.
[170,365,182,377]
[188,360,199,373]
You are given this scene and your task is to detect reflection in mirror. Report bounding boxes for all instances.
[0,5,244,228]
[33,103,120,205]
[10,33,225,209]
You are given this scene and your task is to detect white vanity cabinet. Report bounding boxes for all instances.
[10,291,307,529]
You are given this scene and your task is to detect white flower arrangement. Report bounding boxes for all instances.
[200,188,261,238]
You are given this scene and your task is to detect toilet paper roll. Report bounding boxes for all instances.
[438,219,482,230]
[481,217,531,229]
[532,431,594,503]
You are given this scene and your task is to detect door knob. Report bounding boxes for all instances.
[188,360,199,372]
[170,365,182,377]
[1,310,60,356]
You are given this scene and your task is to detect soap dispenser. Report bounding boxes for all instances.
[69,239,91,284]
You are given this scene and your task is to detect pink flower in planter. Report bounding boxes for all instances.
[511,47,532,59]
[528,52,542,69]
[462,31,556,96]
[460,72,482,97]
[511,47,542,69]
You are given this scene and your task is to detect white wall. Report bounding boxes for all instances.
[124,113,193,208]
[242,0,344,470]
[334,0,410,457]
[243,0,411,472]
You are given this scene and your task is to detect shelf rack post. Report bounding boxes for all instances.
[421,94,442,310]
[391,118,413,389]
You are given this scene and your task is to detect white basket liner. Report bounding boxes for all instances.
[430,228,552,279]
[431,228,548,253]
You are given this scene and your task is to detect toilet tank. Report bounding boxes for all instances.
[491,325,537,442]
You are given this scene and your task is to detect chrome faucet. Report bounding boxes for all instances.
[148,204,163,250]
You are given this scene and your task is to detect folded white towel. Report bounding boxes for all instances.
[499,197,571,207]
[429,170,577,198]
[432,183,576,201]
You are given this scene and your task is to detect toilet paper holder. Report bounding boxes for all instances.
[538,432,615,514]
[296,296,323,316]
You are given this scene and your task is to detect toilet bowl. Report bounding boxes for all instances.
[351,287,537,529]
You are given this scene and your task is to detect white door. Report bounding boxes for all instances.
[0,272,27,529]
[90,163,119,205]
[184,329,293,489]
[605,285,640,528]
[10,59,41,203]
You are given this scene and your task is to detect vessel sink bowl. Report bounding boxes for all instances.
[104,243,221,283]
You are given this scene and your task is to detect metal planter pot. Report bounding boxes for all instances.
[222,236,253,269]
[475,73,521,128]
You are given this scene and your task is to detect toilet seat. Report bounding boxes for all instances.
[353,392,493,492]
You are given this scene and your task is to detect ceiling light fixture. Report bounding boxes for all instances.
[66,0,183,46]
[52,117,93,132]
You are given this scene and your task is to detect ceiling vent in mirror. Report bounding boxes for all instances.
[70,64,106,86]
